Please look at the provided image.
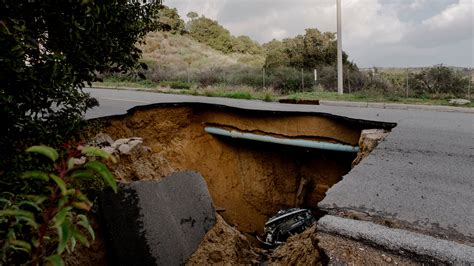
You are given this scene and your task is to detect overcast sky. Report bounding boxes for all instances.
[164,0,473,68]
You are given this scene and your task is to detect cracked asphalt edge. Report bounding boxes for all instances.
[317,215,474,264]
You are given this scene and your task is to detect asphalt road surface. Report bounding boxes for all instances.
[86,87,473,246]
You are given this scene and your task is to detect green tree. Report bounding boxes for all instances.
[0,1,160,179]
[263,39,290,67]
[231,35,263,55]
[157,6,185,34]
[187,15,234,53]
[263,28,353,69]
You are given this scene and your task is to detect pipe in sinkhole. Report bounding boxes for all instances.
[205,127,359,153]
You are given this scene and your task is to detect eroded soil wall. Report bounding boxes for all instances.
[103,105,380,233]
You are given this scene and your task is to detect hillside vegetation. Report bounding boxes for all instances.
[140,31,264,72]
[99,5,472,104]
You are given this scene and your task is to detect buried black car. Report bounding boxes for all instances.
[258,208,316,248]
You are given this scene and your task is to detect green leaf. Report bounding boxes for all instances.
[67,158,75,171]
[18,216,39,229]
[25,195,48,205]
[75,191,90,203]
[0,198,12,208]
[18,200,41,212]
[26,146,59,162]
[50,175,67,196]
[9,239,31,252]
[73,229,90,248]
[80,146,111,160]
[0,209,39,228]
[21,171,49,182]
[57,220,72,254]
[66,189,76,196]
[85,161,117,193]
[70,170,94,179]
[77,214,95,241]
[54,207,71,228]
[0,209,34,219]
[72,201,92,211]
[45,254,64,266]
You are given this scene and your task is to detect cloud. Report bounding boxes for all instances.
[164,0,473,67]
[403,0,474,47]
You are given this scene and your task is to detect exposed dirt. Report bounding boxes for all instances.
[102,105,387,234]
[186,214,265,265]
[269,225,324,265]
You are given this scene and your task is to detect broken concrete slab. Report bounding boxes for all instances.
[99,171,216,266]
[318,215,474,264]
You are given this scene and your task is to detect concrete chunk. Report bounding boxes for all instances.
[99,171,216,266]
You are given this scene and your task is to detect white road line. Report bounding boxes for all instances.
[97,96,152,104]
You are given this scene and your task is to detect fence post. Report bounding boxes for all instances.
[186,61,191,84]
[262,67,266,89]
[406,68,409,98]
[301,68,304,90]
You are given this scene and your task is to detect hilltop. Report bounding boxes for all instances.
[140,31,265,72]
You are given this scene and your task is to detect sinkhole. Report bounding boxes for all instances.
[101,103,395,234]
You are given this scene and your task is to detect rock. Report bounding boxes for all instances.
[93,133,114,146]
[111,138,130,149]
[128,139,143,149]
[99,171,216,266]
[449,99,471,105]
[117,144,132,155]
[101,146,116,155]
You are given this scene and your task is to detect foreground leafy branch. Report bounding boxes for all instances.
[0,145,117,265]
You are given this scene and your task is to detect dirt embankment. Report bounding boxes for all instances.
[102,105,377,233]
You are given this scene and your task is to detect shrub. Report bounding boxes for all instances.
[0,1,160,179]
[0,145,117,265]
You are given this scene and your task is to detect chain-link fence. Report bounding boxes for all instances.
[103,64,473,99]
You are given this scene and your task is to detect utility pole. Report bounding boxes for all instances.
[337,0,343,95]
[262,67,266,89]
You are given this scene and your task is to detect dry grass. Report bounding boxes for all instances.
[139,32,265,72]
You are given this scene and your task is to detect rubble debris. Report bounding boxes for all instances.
[352,129,390,167]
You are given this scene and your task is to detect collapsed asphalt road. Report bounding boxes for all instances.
[85,87,474,260]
